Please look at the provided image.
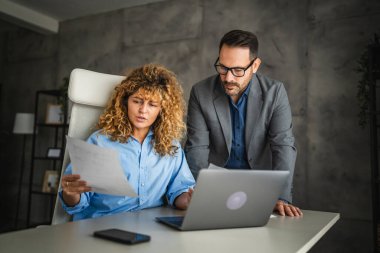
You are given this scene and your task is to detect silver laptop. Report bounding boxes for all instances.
[156,168,289,231]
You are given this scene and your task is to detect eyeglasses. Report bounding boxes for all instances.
[214,57,257,77]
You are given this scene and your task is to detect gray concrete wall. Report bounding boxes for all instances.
[0,0,378,251]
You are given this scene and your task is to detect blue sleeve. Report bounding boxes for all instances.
[166,146,196,205]
[58,132,100,214]
[58,163,94,214]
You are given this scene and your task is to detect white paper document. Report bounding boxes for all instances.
[66,136,137,197]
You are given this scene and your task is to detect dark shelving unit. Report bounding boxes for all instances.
[26,90,68,227]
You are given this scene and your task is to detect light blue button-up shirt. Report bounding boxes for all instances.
[60,130,195,221]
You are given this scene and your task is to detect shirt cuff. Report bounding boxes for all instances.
[59,191,88,214]
[168,187,192,206]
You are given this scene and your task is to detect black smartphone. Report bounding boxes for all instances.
[93,228,151,245]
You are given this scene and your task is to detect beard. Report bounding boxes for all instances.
[222,81,240,96]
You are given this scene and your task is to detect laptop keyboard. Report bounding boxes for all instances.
[159,216,184,227]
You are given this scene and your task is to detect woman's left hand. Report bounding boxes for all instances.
[174,188,194,210]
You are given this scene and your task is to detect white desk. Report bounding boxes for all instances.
[0,207,339,253]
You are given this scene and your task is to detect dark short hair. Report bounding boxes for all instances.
[219,30,259,58]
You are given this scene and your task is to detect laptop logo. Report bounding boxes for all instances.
[226,191,247,210]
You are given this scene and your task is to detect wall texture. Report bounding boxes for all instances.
[0,0,379,251]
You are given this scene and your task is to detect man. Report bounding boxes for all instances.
[185,30,302,216]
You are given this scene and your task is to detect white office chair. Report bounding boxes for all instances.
[51,68,124,225]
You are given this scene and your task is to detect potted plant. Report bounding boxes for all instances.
[356,34,380,128]
[57,77,69,123]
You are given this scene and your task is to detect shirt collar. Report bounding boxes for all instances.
[147,129,154,137]
[242,78,253,98]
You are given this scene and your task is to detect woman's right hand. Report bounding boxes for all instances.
[61,174,91,206]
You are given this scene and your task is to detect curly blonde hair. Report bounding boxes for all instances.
[97,64,186,156]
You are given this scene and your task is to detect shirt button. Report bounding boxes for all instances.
[141,183,145,187]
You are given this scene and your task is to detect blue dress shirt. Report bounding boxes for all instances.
[60,130,195,221]
[225,80,252,169]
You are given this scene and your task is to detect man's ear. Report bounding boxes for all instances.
[252,58,261,73]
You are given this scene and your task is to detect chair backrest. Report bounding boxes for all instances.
[51,68,124,225]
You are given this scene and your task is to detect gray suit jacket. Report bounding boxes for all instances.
[185,73,297,202]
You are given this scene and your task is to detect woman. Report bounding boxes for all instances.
[59,64,195,221]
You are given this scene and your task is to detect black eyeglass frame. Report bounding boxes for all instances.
[214,57,257,77]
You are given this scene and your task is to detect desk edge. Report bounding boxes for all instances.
[296,213,340,253]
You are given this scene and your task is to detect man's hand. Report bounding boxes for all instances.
[274,200,303,217]
[174,188,194,210]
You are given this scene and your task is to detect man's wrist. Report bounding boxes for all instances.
[278,198,290,205]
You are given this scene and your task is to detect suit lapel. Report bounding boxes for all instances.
[213,79,232,153]
[245,75,263,151]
